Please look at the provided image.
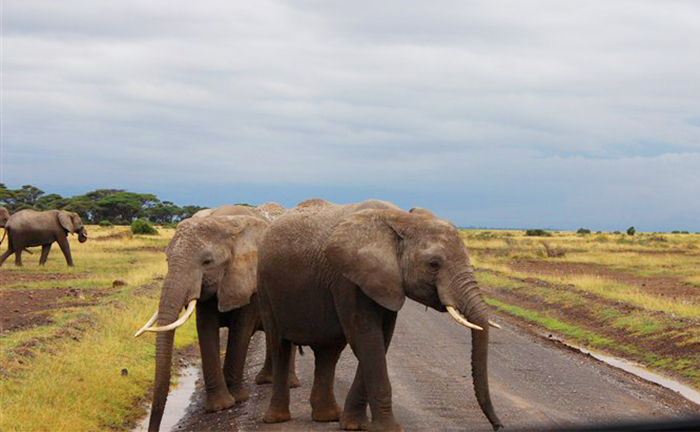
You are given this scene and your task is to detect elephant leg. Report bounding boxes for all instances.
[262,338,293,423]
[14,248,23,266]
[39,244,52,265]
[196,298,235,413]
[289,346,300,388]
[256,333,301,388]
[341,315,396,431]
[337,292,401,432]
[223,307,256,403]
[56,237,74,267]
[310,341,345,422]
[255,332,274,385]
[0,247,14,267]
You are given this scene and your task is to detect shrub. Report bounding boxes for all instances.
[99,220,113,227]
[613,231,621,234]
[131,218,158,235]
[627,226,636,236]
[541,242,566,258]
[576,228,591,235]
[525,229,551,237]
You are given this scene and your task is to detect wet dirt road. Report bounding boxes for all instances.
[170,302,700,431]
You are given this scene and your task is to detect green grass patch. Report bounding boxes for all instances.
[485,298,624,351]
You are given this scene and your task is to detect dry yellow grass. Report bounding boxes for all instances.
[0,225,197,432]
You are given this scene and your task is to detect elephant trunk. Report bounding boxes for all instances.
[148,323,175,432]
[78,227,88,243]
[439,270,503,431]
[148,270,200,432]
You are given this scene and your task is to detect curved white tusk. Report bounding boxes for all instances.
[143,300,197,334]
[488,320,502,329]
[446,306,483,331]
[134,310,159,337]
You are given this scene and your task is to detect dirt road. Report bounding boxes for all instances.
[169,302,700,431]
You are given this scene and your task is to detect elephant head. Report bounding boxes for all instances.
[135,215,268,432]
[0,207,9,228]
[325,209,503,430]
[58,210,88,243]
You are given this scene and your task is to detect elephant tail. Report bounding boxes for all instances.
[0,230,5,245]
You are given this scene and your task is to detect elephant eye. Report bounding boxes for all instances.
[203,258,213,266]
[428,260,441,270]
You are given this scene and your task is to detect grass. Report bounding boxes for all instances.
[0,225,199,432]
[469,229,700,390]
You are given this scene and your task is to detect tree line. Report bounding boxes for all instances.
[0,184,206,225]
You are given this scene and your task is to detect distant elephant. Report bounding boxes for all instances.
[0,206,9,228]
[258,200,503,431]
[134,207,297,432]
[0,209,88,267]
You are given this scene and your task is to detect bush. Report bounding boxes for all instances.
[576,228,591,235]
[541,241,566,258]
[131,218,158,235]
[627,226,636,236]
[99,220,113,227]
[525,229,551,237]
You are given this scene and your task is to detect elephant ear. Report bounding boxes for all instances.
[217,215,269,312]
[324,210,405,311]
[58,211,76,233]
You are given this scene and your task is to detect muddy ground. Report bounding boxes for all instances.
[0,269,112,334]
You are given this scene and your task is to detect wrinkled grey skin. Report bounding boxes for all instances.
[258,200,502,431]
[148,205,298,432]
[193,202,285,222]
[0,209,88,267]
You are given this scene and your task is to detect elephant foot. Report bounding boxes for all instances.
[290,373,301,388]
[311,401,340,422]
[204,390,236,413]
[255,368,272,385]
[263,408,291,423]
[367,420,403,432]
[228,386,250,403]
[340,410,369,430]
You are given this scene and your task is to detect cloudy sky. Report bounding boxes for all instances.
[2,0,699,231]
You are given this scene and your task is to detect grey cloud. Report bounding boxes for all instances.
[3,0,700,230]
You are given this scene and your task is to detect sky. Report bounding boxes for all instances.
[2,0,699,231]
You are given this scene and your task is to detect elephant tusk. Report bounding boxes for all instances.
[488,320,502,329]
[142,300,197,334]
[134,310,159,337]
[446,306,483,331]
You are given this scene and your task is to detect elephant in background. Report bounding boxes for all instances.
[135,206,297,432]
[258,200,502,431]
[0,209,87,267]
[0,207,9,228]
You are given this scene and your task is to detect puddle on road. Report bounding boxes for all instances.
[564,341,700,406]
[134,365,200,432]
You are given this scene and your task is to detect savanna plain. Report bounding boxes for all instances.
[1,226,699,431]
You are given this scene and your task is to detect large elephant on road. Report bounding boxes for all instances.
[135,205,298,432]
[258,200,503,431]
[0,209,87,267]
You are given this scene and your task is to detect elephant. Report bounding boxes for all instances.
[134,207,298,432]
[0,206,9,228]
[0,209,88,267]
[257,200,503,431]
[192,202,285,222]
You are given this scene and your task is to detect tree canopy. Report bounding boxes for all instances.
[0,184,205,225]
